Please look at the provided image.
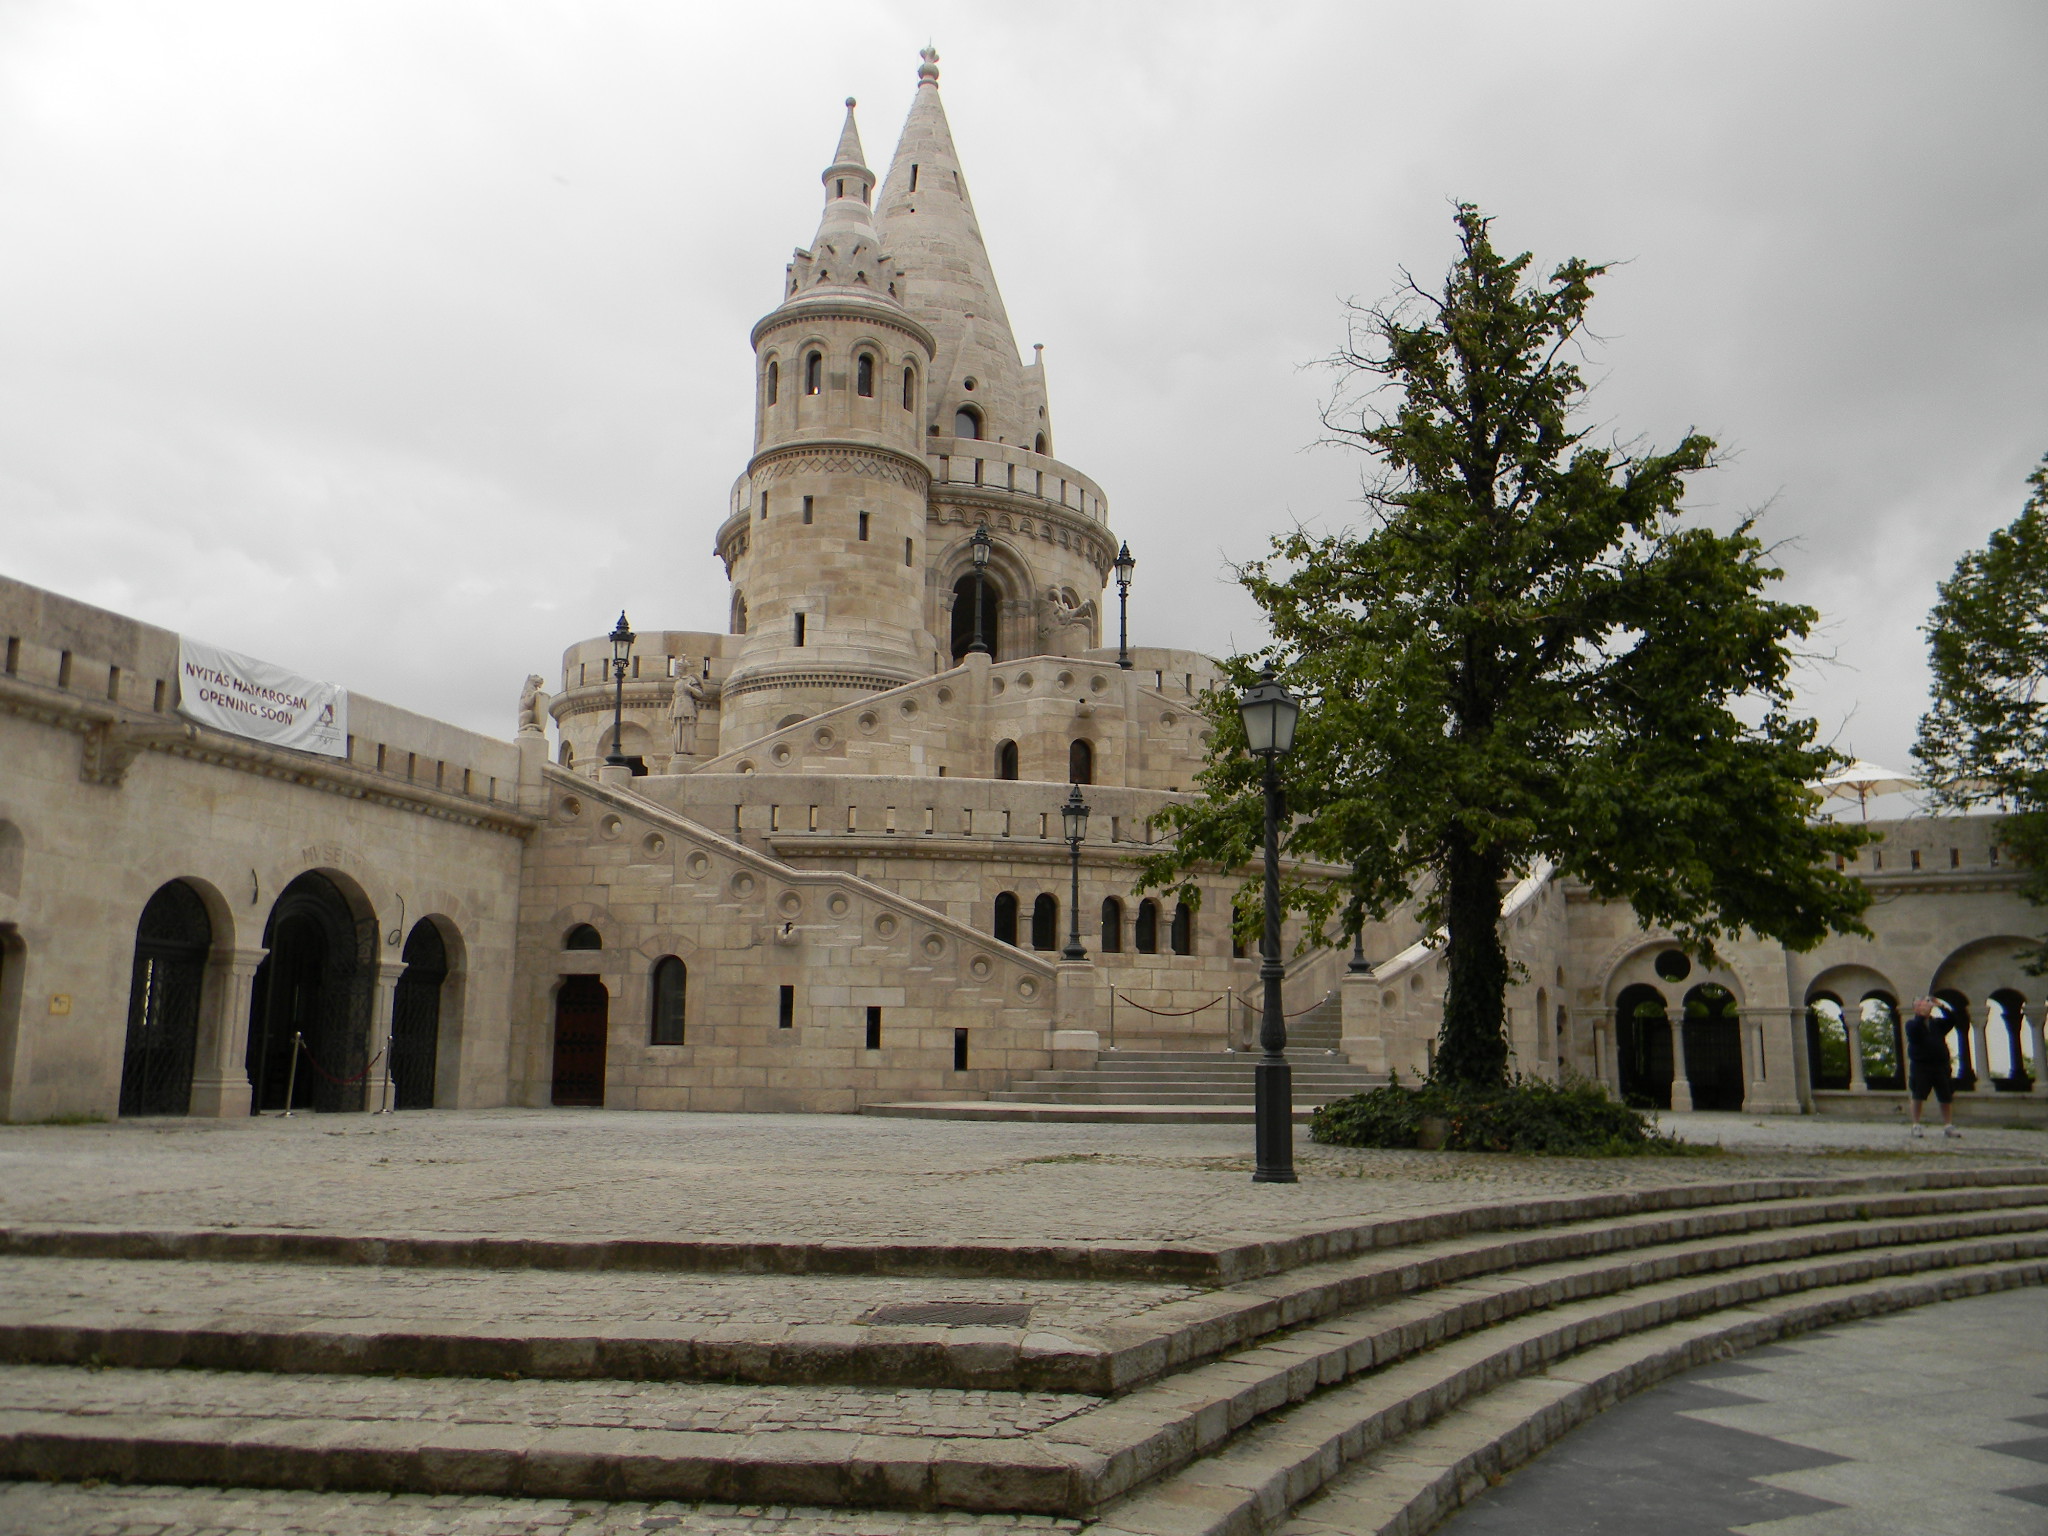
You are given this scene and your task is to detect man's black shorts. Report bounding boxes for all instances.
[1909,1063,1955,1104]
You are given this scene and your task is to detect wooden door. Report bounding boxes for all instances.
[551,976,608,1107]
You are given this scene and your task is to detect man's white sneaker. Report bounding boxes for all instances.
[1945,1126,1963,1139]
[1911,1124,1925,1138]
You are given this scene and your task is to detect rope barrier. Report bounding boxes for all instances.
[294,1034,387,1089]
[1113,992,1223,1018]
[1237,993,1331,1020]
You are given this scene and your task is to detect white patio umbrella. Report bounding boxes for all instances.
[1814,759,1919,820]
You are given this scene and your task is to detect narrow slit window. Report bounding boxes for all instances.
[910,164,919,191]
[905,536,914,567]
[858,511,870,541]
[856,354,874,397]
[866,1006,882,1050]
[953,1029,968,1071]
[802,495,814,525]
[766,360,779,404]
[794,614,807,647]
[761,493,769,521]
[902,366,915,409]
[778,984,795,1029]
[805,352,821,394]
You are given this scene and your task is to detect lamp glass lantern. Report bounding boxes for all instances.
[604,611,636,768]
[970,523,991,570]
[1238,668,1300,756]
[1113,541,1135,586]
[609,612,636,671]
[1061,782,1091,843]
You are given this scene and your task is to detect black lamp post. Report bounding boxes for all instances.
[1113,541,1136,670]
[1239,666,1301,1183]
[1061,783,1090,960]
[604,611,635,769]
[967,524,993,657]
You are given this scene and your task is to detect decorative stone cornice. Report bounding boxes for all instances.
[747,441,932,492]
[722,668,910,701]
[749,298,936,356]
[548,679,681,722]
[0,672,534,837]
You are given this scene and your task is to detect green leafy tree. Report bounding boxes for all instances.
[1914,454,2048,961]
[1142,205,1869,1090]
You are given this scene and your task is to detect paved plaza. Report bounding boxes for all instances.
[0,1108,2037,1534]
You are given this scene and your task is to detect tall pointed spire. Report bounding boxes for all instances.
[783,96,895,303]
[876,47,1040,449]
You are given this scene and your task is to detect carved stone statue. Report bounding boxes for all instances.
[668,670,705,757]
[517,674,549,737]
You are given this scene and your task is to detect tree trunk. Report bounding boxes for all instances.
[1436,832,1509,1089]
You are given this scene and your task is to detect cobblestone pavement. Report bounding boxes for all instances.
[1,1110,2038,1248]
[0,1362,1097,1438]
[0,1256,1196,1334]
[0,1485,1083,1535]
[1440,1286,2048,1534]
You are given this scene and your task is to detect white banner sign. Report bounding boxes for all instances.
[177,637,348,758]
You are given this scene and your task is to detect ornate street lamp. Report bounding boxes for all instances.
[967,523,993,657]
[604,611,635,769]
[1113,541,1136,670]
[1238,666,1301,1183]
[1060,783,1091,960]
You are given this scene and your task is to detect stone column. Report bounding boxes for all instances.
[1738,1008,1806,1115]
[187,946,265,1118]
[368,959,406,1113]
[1845,1007,1867,1092]
[1667,1012,1695,1112]
[2029,1005,2047,1097]
[1969,1009,1992,1093]
[1339,969,1387,1075]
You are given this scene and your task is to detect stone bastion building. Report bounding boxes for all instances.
[0,51,2042,1126]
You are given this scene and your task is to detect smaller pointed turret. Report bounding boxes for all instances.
[787,98,894,299]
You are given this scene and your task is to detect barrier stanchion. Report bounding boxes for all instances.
[282,1031,304,1118]
[377,1032,395,1114]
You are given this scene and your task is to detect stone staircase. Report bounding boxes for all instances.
[0,1167,2042,1532]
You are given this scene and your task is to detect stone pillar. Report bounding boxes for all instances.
[368,959,406,1113]
[187,946,265,1118]
[1591,1015,1611,1092]
[1339,969,1387,1075]
[1969,1010,1992,1093]
[1845,1007,1867,1091]
[1668,1013,1695,1112]
[1738,1008,1806,1115]
[2029,1005,2047,1096]
[1053,958,1096,1032]
[517,730,549,814]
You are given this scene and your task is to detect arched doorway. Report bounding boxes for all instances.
[551,976,609,1107]
[951,572,1002,662]
[389,920,448,1110]
[246,872,372,1113]
[1989,989,2033,1090]
[1069,739,1093,785]
[1030,894,1059,952]
[1614,983,1673,1109]
[1857,991,1904,1090]
[1806,991,1850,1090]
[1681,983,1744,1110]
[119,880,212,1116]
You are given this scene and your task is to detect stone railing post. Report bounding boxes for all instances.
[369,959,406,1112]
[1050,958,1099,1070]
[1339,969,1386,1075]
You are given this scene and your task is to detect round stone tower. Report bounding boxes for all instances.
[717,100,940,749]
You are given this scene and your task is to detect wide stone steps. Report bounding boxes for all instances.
[990,1047,1382,1109]
[0,1167,2039,1522]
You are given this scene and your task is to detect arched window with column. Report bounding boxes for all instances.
[856,353,874,397]
[649,956,687,1046]
[1069,739,1093,785]
[1614,983,1673,1109]
[804,351,822,395]
[1170,901,1193,956]
[1030,894,1058,951]
[1858,992,1904,1090]
[1100,897,1124,953]
[1806,991,1850,1090]
[1989,989,2033,1088]
[992,892,1019,946]
[902,365,916,409]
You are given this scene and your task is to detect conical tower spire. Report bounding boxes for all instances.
[783,97,893,301]
[876,47,1043,450]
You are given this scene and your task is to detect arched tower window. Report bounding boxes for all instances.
[1069,739,1093,785]
[856,354,874,397]
[1135,900,1160,954]
[903,366,916,409]
[765,360,779,405]
[650,956,686,1046]
[805,352,822,395]
[993,892,1019,946]
[1030,894,1058,952]
[564,923,602,951]
[995,740,1018,780]
[1034,433,1045,454]
[1100,897,1124,953]
[954,406,981,440]
[952,572,1003,663]
[1170,901,1194,956]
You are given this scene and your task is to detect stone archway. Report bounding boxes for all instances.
[950,571,1003,661]
[246,872,375,1113]
[390,919,450,1110]
[1614,983,1673,1109]
[1681,983,1744,1111]
[119,880,212,1116]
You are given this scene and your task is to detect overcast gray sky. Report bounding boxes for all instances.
[4,1,2044,804]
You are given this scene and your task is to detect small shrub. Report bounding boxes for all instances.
[1309,1074,1704,1157]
